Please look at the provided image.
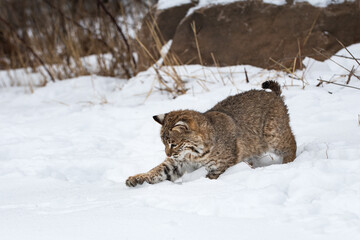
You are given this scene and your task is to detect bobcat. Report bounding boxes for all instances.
[126,81,296,187]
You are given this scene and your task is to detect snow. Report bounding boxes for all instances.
[157,0,193,10]
[157,0,355,10]
[1,43,360,239]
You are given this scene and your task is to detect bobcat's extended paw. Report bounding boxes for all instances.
[126,174,147,187]
[206,172,221,180]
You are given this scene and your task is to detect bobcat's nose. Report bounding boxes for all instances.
[166,143,176,157]
[165,148,172,157]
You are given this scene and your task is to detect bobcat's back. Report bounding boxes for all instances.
[207,81,289,134]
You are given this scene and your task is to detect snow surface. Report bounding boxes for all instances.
[157,0,355,10]
[1,44,360,239]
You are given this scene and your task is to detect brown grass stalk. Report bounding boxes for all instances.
[317,78,360,90]
[211,52,225,85]
[336,39,360,66]
[191,21,203,66]
[346,66,355,85]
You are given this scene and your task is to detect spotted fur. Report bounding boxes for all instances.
[126,81,296,187]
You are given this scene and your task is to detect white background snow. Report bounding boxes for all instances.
[1,36,360,240]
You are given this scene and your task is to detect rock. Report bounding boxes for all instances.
[135,1,360,71]
[135,2,196,72]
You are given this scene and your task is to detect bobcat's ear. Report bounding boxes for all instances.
[172,121,189,132]
[153,114,167,125]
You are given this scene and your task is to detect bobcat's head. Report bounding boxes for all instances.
[153,110,212,161]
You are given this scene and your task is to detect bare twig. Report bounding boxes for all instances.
[135,36,158,63]
[346,66,355,84]
[303,12,320,46]
[334,54,360,61]
[316,80,323,87]
[244,67,249,83]
[269,57,292,73]
[297,38,303,69]
[336,39,360,66]
[191,21,203,66]
[211,52,225,85]
[190,21,207,83]
[317,79,360,90]
[314,48,360,80]
[97,0,137,71]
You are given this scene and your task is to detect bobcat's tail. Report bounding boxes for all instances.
[262,80,282,96]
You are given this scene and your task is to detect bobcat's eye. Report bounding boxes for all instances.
[170,144,177,149]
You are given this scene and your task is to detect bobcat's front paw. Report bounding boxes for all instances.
[206,172,221,180]
[126,174,147,187]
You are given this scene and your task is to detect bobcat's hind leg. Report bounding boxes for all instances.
[275,142,296,164]
[263,111,297,164]
[205,166,227,179]
[265,130,297,164]
[205,157,237,180]
[204,138,256,179]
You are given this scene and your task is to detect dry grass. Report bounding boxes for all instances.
[135,12,188,98]
[0,0,154,86]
